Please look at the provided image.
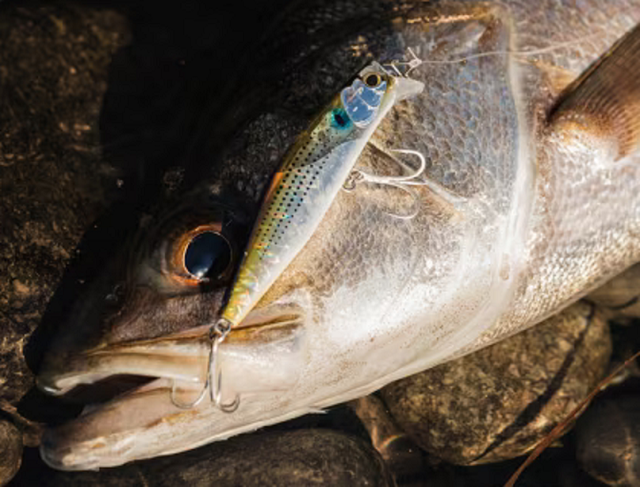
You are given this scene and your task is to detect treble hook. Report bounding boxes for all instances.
[342,149,427,220]
[170,319,240,413]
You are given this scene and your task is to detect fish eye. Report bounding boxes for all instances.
[363,72,382,88]
[183,231,232,281]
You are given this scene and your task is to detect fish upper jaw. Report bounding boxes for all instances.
[37,303,307,397]
[36,337,211,397]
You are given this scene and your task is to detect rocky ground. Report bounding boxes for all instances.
[0,0,130,451]
[1,1,639,486]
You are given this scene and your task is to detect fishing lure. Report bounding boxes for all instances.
[172,61,424,411]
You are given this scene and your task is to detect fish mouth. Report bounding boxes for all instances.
[38,303,305,397]
[37,332,214,399]
[38,304,308,470]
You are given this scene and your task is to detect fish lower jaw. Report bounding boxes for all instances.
[40,417,169,472]
[39,377,206,471]
[39,372,407,471]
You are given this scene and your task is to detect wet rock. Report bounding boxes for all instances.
[0,2,128,415]
[0,419,23,486]
[43,429,392,487]
[575,395,640,487]
[381,301,612,465]
[588,263,640,320]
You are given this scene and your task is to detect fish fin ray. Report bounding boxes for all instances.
[548,23,640,161]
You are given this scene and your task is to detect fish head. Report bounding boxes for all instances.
[36,61,425,403]
[37,191,252,397]
[38,68,515,469]
[38,6,526,471]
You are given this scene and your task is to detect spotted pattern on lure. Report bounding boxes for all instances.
[219,63,424,328]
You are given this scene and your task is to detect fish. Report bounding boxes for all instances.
[36,0,640,470]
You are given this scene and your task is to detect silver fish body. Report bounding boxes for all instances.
[37,0,640,470]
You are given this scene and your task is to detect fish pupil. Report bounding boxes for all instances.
[184,232,231,280]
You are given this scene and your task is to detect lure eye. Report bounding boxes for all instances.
[363,73,382,88]
[183,231,232,281]
[330,107,352,129]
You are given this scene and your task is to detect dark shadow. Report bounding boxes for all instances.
[97,0,301,193]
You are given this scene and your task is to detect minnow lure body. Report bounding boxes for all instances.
[220,63,424,328]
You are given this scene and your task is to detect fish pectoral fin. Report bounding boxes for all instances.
[548,23,640,161]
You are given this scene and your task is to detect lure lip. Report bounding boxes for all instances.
[391,75,425,102]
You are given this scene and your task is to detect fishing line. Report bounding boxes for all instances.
[399,32,606,74]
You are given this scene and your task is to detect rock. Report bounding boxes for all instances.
[381,301,612,465]
[350,395,427,481]
[43,429,392,487]
[575,395,640,487]
[0,0,129,425]
[0,420,23,486]
[588,264,640,320]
